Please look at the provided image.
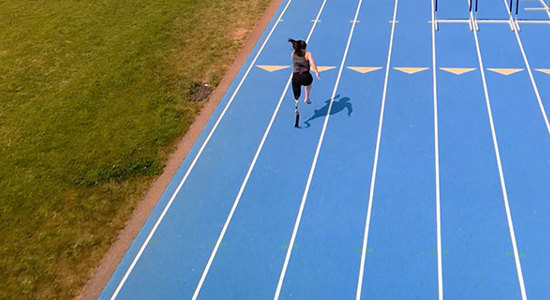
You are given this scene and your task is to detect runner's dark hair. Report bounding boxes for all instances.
[288,38,307,57]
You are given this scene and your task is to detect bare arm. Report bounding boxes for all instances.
[306,51,320,79]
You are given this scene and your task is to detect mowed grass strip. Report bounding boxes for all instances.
[0,0,270,298]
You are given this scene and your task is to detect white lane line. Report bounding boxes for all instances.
[431,0,443,298]
[503,0,550,136]
[190,1,328,299]
[435,19,550,24]
[537,0,550,18]
[355,0,399,298]
[515,19,550,23]
[273,0,364,299]
[471,18,528,300]
[108,1,295,298]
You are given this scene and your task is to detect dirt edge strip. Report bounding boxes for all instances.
[77,0,283,298]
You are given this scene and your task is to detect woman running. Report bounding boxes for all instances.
[288,38,320,107]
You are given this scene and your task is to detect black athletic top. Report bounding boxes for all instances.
[292,52,310,74]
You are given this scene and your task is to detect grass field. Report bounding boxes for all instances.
[0,0,270,298]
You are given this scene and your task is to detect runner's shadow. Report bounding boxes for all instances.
[304,95,352,128]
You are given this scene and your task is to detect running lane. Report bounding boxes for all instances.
[517,23,550,132]
[476,0,510,19]
[100,1,322,298]
[435,0,470,19]
[515,0,550,20]
[359,0,438,297]
[194,0,360,299]
[436,23,521,299]
[478,21,550,298]
[277,0,395,298]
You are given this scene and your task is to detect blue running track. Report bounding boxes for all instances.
[100,0,550,298]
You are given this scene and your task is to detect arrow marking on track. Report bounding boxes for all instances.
[256,65,290,72]
[317,66,337,72]
[440,67,476,75]
[487,68,523,75]
[393,67,429,74]
[347,66,382,74]
[535,68,550,75]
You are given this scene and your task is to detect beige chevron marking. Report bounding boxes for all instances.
[440,67,476,75]
[535,68,550,75]
[317,66,337,72]
[256,65,290,72]
[393,67,429,74]
[347,66,383,74]
[487,68,523,75]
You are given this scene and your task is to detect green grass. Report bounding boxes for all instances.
[0,0,269,298]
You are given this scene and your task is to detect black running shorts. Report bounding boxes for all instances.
[291,72,313,100]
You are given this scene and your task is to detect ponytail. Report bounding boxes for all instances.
[288,38,306,57]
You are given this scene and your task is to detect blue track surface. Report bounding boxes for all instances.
[101,0,550,298]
